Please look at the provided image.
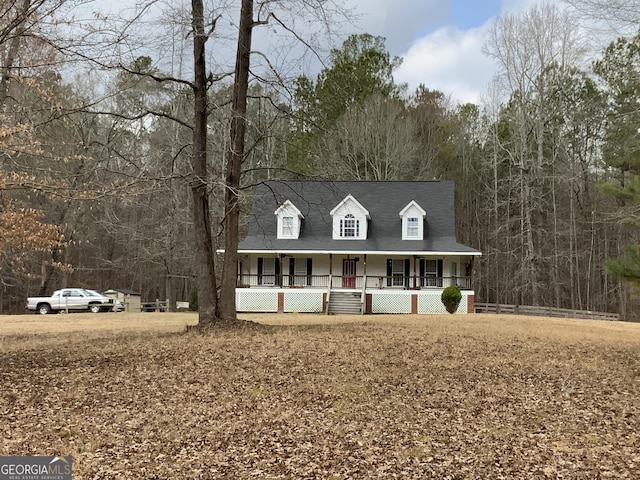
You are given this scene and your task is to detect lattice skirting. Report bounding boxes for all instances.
[417,293,449,314]
[236,288,472,314]
[236,289,324,313]
[236,289,279,312]
[371,292,412,314]
[283,290,324,313]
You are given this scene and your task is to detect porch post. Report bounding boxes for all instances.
[466,256,475,280]
[278,292,284,313]
[363,254,367,289]
[413,255,417,289]
[329,253,333,290]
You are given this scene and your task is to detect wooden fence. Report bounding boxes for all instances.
[474,303,619,321]
[140,300,168,312]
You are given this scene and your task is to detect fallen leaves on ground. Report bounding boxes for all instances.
[1,315,639,479]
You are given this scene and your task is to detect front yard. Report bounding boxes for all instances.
[1,313,639,478]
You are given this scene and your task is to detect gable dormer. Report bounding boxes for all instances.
[275,200,303,239]
[399,200,426,240]
[330,194,370,240]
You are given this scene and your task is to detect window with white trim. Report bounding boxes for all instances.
[292,258,308,286]
[330,194,369,240]
[282,216,294,237]
[275,200,303,239]
[392,259,405,286]
[423,259,438,287]
[407,217,419,238]
[261,258,275,285]
[340,214,359,238]
[400,201,426,240]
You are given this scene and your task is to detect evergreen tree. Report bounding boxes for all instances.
[291,34,404,174]
[594,33,640,286]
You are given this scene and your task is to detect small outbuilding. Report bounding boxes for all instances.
[104,288,142,312]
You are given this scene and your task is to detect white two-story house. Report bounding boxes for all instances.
[235,180,481,314]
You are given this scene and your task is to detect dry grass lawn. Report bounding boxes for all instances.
[1,312,639,479]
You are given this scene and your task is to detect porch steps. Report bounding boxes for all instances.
[327,291,362,315]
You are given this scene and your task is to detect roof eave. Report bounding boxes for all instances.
[226,249,482,256]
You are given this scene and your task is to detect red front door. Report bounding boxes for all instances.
[342,259,356,288]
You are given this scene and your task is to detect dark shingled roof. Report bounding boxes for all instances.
[238,180,481,255]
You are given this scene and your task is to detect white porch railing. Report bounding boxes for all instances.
[237,274,472,290]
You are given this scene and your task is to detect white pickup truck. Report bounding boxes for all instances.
[26,288,115,314]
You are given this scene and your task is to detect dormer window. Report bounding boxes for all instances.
[400,201,426,240]
[407,217,419,238]
[282,216,294,237]
[275,200,303,239]
[330,194,370,240]
[340,214,359,238]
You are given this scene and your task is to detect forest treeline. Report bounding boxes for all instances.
[2,1,640,318]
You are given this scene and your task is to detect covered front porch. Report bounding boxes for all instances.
[238,253,474,289]
[236,253,476,314]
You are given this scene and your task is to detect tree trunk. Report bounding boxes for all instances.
[219,0,253,323]
[191,0,218,325]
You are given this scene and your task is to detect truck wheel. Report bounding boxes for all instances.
[89,304,101,313]
[37,304,52,315]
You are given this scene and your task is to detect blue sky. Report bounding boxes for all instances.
[449,0,502,30]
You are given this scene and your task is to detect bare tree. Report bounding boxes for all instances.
[219,0,358,323]
[407,87,457,180]
[189,0,219,324]
[315,95,420,180]
[50,0,353,326]
[0,0,83,307]
[483,2,585,306]
[217,0,252,323]
[564,0,640,33]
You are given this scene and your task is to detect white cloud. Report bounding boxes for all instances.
[345,0,448,53]
[394,24,495,105]
[389,0,554,105]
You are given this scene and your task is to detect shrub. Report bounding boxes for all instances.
[441,285,462,314]
[189,287,198,311]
